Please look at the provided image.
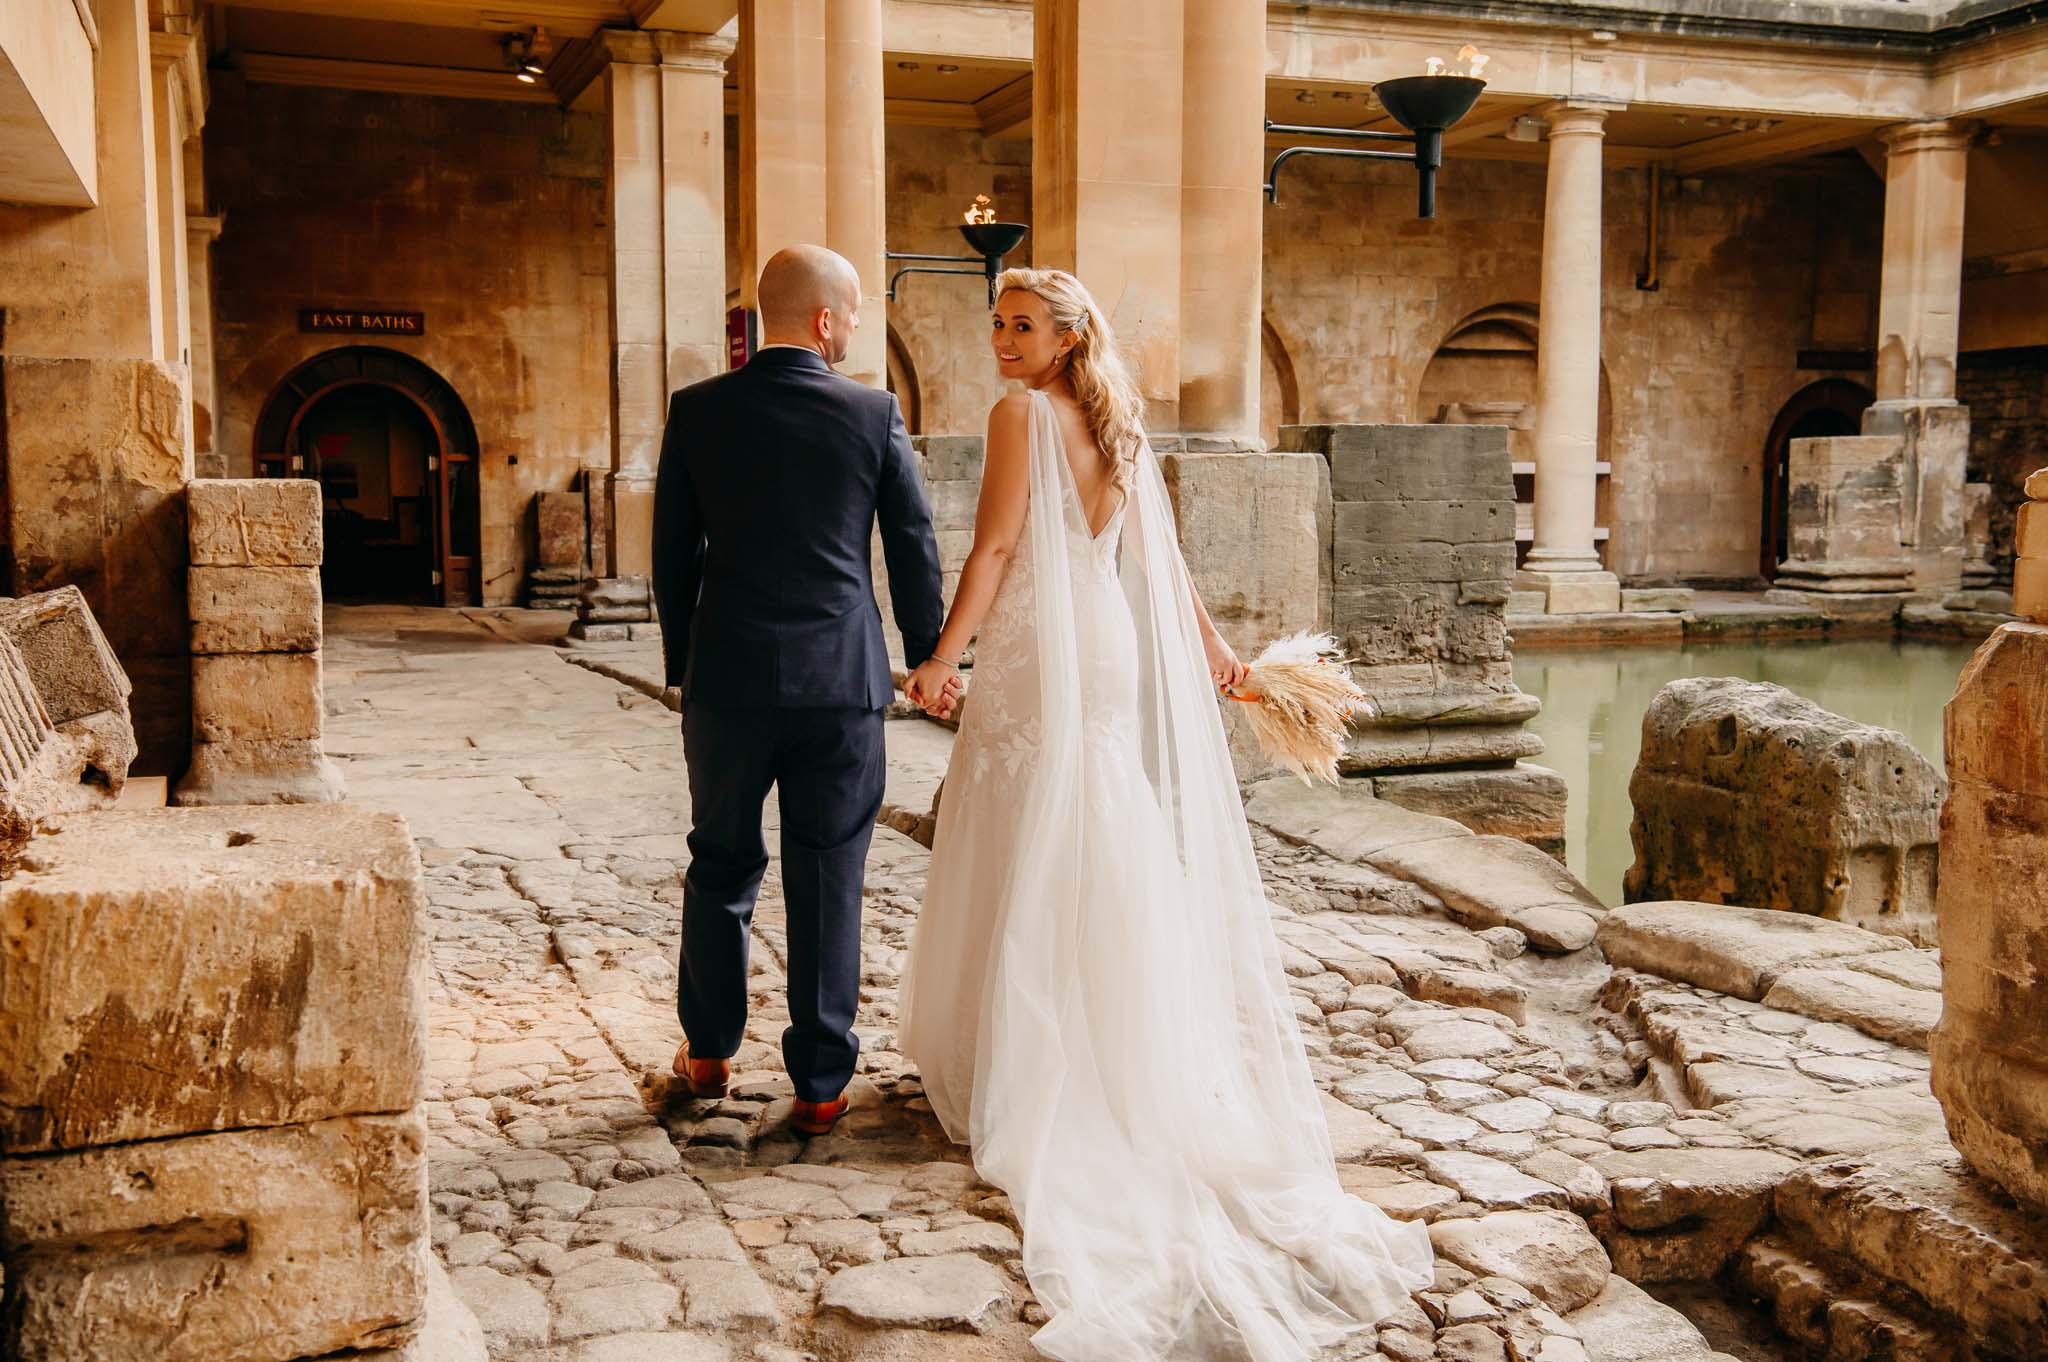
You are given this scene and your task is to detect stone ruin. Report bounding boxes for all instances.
[527,488,588,610]
[1934,581,2048,1203]
[1279,422,1564,854]
[2018,466,2048,624]
[0,568,451,1360]
[174,479,345,807]
[1767,433,1917,610]
[0,585,138,838]
[1624,676,1943,945]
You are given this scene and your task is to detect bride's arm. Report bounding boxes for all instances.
[904,394,1031,705]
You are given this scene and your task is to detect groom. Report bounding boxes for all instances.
[651,244,954,1135]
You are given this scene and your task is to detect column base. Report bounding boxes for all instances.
[172,739,346,806]
[1513,566,1621,615]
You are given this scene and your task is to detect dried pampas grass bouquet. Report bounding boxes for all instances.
[1221,632,1375,785]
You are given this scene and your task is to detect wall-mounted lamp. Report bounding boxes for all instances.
[504,28,550,84]
[885,196,1030,306]
[1265,71,1487,219]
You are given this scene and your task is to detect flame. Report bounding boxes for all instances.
[1424,45,1490,78]
[964,194,996,226]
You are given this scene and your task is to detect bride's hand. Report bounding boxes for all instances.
[1204,630,1247,691]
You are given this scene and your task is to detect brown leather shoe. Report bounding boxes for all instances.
[790,1095,850,1136]
[672,1043,730,1100]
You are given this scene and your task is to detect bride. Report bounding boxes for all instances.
[898,268,1433,1362]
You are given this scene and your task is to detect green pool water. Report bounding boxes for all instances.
[1511,636,1982,907]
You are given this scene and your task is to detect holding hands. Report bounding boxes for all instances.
[905,656,966,720]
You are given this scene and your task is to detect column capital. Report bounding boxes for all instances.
[655,30,737,73]
[149,30,207,135]
[597,28,662,65]
[1878,119,1978,158]
[186,213,224,241]
[1542,101,1617,138]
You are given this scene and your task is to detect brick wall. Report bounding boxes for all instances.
[206,78,611,607]
[1959,346,2048,571]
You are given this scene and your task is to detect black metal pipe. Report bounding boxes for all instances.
[1413,126,1444,220]
[1264,120,1415,144]
[887,264,984,303]
[1264,144,1425,204]
[885,250,982,265]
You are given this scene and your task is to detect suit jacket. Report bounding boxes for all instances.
[650,347,945,709]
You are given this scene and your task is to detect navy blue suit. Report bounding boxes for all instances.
[651,347,943,1101]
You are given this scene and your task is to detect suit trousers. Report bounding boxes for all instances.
[678,702,885,1102]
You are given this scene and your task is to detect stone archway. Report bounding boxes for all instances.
[1260,317,1301,450]
[1417,305,1614,567]
[254,346,482,606]
[885,323,922,436]
[1759,378,1873,580]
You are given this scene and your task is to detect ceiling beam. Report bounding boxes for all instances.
[628,0,736,33]
[1667,118,1878,173]
[233,51,559,102]
[975,74,1029,137]
[213,0,632,37]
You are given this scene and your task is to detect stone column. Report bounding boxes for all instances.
[738,0,828,310]
[1867,120,1974,594]
[577,29,732,640]
[0,0,192,774]
[1033,0,1185,430]
[824,0,887,389]
[187,211,224,477]
[1515,104,1621,615]
[1177,0,1264,446]
[149,29,199,476]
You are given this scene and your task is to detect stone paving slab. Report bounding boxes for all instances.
[318,607,1810,1362]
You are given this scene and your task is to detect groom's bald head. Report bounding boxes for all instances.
[757,245,863,363]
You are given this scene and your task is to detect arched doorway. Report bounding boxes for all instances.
[254,347,481,605]
[885,323,922,435]
[1759,379,1872,580]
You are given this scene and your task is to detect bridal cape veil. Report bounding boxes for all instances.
[901,391,1434,1362]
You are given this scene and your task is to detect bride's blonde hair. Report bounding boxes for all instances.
[994,267,1146,489]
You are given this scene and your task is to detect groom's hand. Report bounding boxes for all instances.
[905,660,963,720]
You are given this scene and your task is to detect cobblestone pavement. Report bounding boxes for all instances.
[328,606,1789,1362]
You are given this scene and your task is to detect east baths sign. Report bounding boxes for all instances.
[299,308,426,336]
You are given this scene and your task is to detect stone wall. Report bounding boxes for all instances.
[1958,345,2048,574]
[205,78,611,607]
[1625,676,1943,944]
[0,803,429,1361]
[881,123,1032,437]
[1279,422,1562,851]
[1256,156,1884,586]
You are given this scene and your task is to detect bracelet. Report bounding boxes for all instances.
[929,655,961,672]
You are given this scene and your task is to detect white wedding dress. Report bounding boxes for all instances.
[900,390,1433,1362]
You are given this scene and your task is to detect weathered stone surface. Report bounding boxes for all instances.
[1413,967,1528,1024]
[1595,901,1902,1001]
[537,490,588,569]
[1931,621,2048,1209]
[1773,1153,2048,1353]
[0,805,424,1152]
[1565,1276,1717,1361]
[188,478,324,567]
[1762,964,1942,1051]
[1772,434,1915,593]
[1371,834,1604,953]
[0,1112,427,1362]
[1420,1152,1570,1211]
[0,587,137,811]
[174,735,347,806]
[447,1265,549,1350]
[1590,1148,1797,1281]
[192,652,324,742]
[189,565,322,654]
[818,1253,1012,1333]
[1371,764,1567,857]
[1430,1210,1611,1312]
[1245,776,1471,862]
[1624,677,1943,945]
[1279,424,1545,779]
